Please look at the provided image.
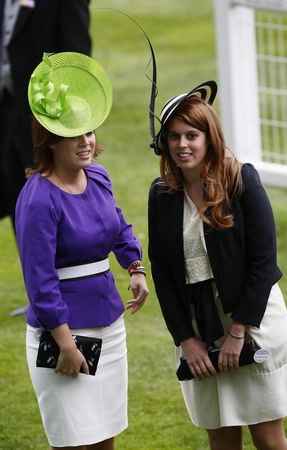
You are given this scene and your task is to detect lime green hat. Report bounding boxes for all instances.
[28,52,113,137]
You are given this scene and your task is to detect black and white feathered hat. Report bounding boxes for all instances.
[150,80,217,155]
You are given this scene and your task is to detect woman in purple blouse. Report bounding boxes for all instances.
[15,52,149,450]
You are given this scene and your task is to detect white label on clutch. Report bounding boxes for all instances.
[253,348,269,363]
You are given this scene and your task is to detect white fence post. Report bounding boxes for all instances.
[214,0,287,187]
[214,0,262,161]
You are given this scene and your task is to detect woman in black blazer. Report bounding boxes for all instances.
[148,81,287,450]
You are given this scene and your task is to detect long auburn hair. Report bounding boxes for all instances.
[159,97,243,230]
[26,117,103,178]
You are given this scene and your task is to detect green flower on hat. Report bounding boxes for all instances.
[30,53,69,119]
[28,52,113,137]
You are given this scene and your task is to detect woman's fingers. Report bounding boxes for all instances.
[188,356,217,379]
[218,338,244,372]
[55,349,88,377]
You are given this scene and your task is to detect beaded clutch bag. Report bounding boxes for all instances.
[36,330,102,376]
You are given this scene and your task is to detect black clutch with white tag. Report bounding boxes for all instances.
[36,330,102,376]
[176,340,268,381]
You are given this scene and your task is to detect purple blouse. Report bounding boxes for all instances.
[15,163,142,330]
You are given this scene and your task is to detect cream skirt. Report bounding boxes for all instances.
[26,314,127,447]
[176,283,287,429]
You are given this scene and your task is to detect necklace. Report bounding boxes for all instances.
[53,171,85,195]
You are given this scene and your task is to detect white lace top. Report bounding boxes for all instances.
[183,189,213,284]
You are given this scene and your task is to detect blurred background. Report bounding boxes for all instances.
[0,1,286,448]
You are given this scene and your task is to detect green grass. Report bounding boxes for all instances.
[0,1,286,448]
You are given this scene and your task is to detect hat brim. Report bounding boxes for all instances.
[160,81,217,125]
[154,80,217,154]
[28,52,113,137]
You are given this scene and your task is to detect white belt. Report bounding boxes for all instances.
[57,257,110,281]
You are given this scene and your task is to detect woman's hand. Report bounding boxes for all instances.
[55,345,89,378]
[218,321,247,372]
[126,273,149,314]
[181,337,218,379]
[50,324,89,377]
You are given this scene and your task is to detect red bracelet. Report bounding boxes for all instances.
[128,260,142,271]
[128,264,142,272]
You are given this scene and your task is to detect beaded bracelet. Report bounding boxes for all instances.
[228,330,245,339]
[129,268,146,276]
[128,260,141,271]
[128,260,146,276]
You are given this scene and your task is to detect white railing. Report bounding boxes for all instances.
[214,0,287,187]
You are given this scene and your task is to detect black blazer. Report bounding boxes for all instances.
[148,163,282,346]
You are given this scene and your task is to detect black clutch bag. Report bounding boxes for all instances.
[36,330,102,376]
[176,340,269,381]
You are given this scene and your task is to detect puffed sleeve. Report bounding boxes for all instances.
[92,163,143,268]
[112,203,142,268]
[16,177,70,330]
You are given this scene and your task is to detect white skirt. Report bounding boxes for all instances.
[26,314,127,447]
[176,283,287,429]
